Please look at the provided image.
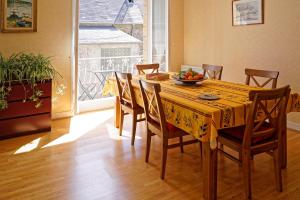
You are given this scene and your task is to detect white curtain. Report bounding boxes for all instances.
[152,0,167,71]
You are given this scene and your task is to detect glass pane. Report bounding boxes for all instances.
[78,0,144,103]
[152,0,167,71]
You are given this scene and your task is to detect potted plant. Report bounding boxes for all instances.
[0,53,62,139]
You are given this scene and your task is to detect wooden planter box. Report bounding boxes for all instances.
[0,80,52,139]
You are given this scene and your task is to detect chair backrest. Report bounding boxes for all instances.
[136,63,159,75]
[202,64,223,80]
[243,85,291,148]
[139,79,168,136]
[245,68,279,89]
[114,72,137,108]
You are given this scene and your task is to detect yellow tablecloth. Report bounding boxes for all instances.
[103,76,300,149]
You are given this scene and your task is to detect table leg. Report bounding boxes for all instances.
[282,114,287,169]
[114,96,121,128]
[202,142,218,200]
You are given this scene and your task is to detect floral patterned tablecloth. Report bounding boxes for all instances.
[103,76,300,149]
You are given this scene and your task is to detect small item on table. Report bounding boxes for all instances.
[145,73,170,81]
[199,93,220,100]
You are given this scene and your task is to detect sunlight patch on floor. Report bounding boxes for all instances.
[106,124,142,141]
[14,138,41,154]
[43,110,114,148]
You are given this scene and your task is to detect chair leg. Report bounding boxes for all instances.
[179,135,184,153]
[131,111,137,146]
[119,109,125,136]
[274,148,283,192]
[239,152,243,166]
[219,143,224,150]
[199,141,203,160]
[161,138,168,180]
[145,130,152,163]
[242,150,252,200]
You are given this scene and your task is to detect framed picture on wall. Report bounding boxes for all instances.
[232,0,264,26]
[0,2,2,31]
[1,0,37,33]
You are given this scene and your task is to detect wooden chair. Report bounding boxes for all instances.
[218,85,291,199]
[139,79,199,179]
[136,63,159,75]
[225,68,280,160]
[245,68,279,89]
[115,72,145,146]
[202,64,223,80]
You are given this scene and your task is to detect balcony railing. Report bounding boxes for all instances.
[78,55,143,101]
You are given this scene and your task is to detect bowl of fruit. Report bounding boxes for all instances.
[173,68,204,85]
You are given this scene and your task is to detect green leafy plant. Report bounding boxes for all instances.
[0,52,63,110]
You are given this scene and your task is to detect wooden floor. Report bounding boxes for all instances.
[1,110,300,200]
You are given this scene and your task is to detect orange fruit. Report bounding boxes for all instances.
[193,75,199,79]
[186,72,192,76]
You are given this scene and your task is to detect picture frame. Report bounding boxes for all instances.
[1,0,37,33]
[232,0,264,26]
[0,1,2,31]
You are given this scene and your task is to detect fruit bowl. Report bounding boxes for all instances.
[174,78,203,85]
[173,68,204,85]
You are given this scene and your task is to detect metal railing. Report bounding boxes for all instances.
[78,55,143,101]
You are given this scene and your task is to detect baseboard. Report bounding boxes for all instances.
[287,121,300,132]
[52,111,74,120]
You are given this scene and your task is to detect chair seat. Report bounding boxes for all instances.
[166,123,188,138]
[219,122,274,145]
[149,121,188,139]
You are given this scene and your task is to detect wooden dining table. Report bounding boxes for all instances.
[102,74,300,200]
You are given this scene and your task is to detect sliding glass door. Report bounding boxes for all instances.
[75,0,168,113]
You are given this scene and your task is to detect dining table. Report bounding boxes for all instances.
[102,73,300,200]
